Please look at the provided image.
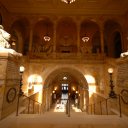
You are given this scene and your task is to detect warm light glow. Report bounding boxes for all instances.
[54,87,57,90]
[12,41,16,46]
[28,83,33,89]
[83,97,86,110]
[53,90,55,93]
[27,74,43,103]
[34,85,42,103]
[44,35,51,41]
[108,68,113,74]
[84,75,96,97]
[82,36,89,42]
[28,74,43,84]
[89,86,96,97]
[76,91,78,93]
[84,75,96,84]
[28,74,43,103]
[20,66,25,73]
[72,104,82,112]
[54,102,82,113]
[34,84,42,92]
[63,76,67,80]
[72,87,75,91]
[61,0,75,4]
[54,103,65,112]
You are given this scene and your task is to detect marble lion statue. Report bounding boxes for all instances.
[0,25,22,56]
[0,25,10,48]
[120,51,128,57]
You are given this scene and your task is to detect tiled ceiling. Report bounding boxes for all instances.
[0,0,128,15]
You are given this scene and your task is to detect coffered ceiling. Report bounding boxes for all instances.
[0,0,128,15]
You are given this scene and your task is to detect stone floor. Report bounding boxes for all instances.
[0,103,128,128]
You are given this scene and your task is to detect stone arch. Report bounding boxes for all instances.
[42,66,89,111]
[43,67,88,89]
[104,19,122,58]
[9,18,30,54]
[32,18,53,53]
[56,17,77,53]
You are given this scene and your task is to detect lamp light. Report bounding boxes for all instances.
[108,68,117,98]
[44,35,51,42]
[108,68,113,74]
[20,66,25,73]
[16,65,25,116]
[82,36,89,42]
[61,0,75,4]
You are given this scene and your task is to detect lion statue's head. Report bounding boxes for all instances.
[0,25,11,48]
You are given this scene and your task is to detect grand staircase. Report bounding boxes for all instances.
[0,102,128,128]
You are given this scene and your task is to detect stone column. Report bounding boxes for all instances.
[29,25,33,52]
[53,21,57,53]
[42,88,46,112]
[77,22,81,54]
[45,88,49,111]
[100,24,104,54]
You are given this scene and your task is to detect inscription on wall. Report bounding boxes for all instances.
[117,61,128,87]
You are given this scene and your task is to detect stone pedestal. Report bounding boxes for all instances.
[0,50,21,120]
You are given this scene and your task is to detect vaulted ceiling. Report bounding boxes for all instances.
[0,0,128,15]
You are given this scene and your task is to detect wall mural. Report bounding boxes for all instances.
[32,35,53,53]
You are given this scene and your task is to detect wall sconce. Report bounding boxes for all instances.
[44,35,51,42]
[76,91,78,94]
[108,68,117,98]
[82,36,89,42]
[72,87,75,91]
[61,0,76,4]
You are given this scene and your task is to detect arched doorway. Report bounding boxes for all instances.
[113,31,122,58]
[42,67,89,113]
[104,20,122,58]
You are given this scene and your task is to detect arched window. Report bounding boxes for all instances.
[61,83,68,93]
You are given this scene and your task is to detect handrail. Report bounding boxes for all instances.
[86,97,111,115]
[66,99,70,117]
[16,94,42,116]
[120,89,128,104]
[85,89,128,118]
[22,94,42,105]
[22,94,42,114]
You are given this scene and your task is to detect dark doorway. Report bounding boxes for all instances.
[113,32,122,58]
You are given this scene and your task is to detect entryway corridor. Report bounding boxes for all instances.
[0,102,128,128]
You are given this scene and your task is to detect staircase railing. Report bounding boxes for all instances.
[66,99,70,117]
[86,89,128,117]
[16,94,42,116]
[86,97,110,115]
